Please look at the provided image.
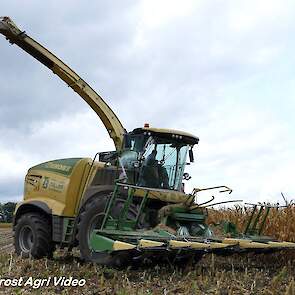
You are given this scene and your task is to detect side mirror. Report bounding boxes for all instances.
[189,148,194,163]
[99,151,118,162]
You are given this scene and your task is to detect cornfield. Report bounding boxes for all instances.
[0,206,294,294]
[208,204,295,242]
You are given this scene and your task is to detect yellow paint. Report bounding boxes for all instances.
[222,238,250,245]
[190,242,210,249]
[169,240,192,249]
[142,127,198,141]
[23,158,92,216]
[134,187,189,203]
[113,241,136,251]
[239,241,270,249]
[280,241,295,248]
[222,238,272,249]
[138,239,164,248]
[268,241,295,248]
[209,242,231,249]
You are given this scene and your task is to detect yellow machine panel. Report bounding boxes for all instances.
[23,158,92,216]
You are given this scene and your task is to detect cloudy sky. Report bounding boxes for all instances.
[0,1,295,204]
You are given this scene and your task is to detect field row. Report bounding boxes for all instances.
[0,228,13,253]
[0,223,12,228]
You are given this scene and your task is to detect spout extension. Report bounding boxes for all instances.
[0,16,126,150]
[0,17,24,42]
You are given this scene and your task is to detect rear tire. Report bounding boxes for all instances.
[14,212,54,259]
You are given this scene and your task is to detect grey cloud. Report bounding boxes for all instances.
[0,1,295,202]
[0,177,23,201]
[0,1,138,130]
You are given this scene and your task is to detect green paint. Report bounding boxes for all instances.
[118,187,135,229]
[101,184,119,229]
[104,219,136,231]
[171,212,205,222]
[135,190,149,227]
[222,221,238,236]
[30,158,82,176]
[63,218,75,243]
[90,232,114,252]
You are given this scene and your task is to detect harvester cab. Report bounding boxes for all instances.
[115,127,198,191]
[1,16,295,266]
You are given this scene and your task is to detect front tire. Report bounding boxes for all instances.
[14,212,54,259]
[77,194,141,266]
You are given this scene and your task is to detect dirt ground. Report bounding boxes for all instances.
[0,227,13,253]
[0,227,294,294]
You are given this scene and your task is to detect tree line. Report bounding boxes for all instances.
[0,202,17,223]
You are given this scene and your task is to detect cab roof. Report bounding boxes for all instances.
[130,127,199,145]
